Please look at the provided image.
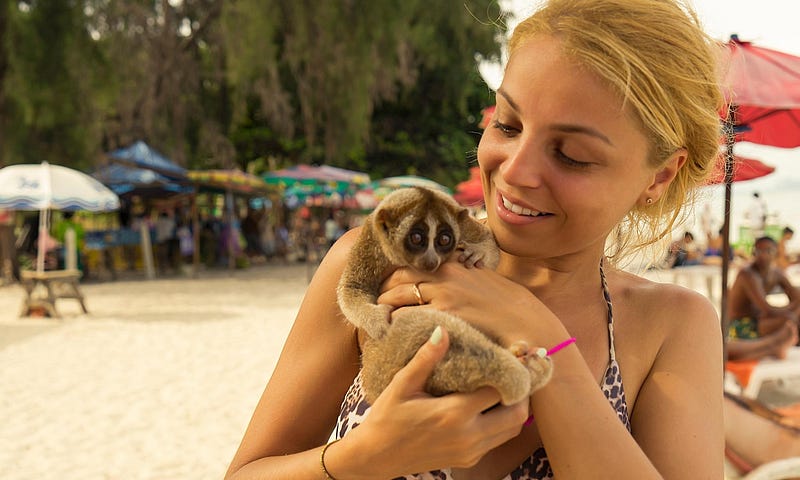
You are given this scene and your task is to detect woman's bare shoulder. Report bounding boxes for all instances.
[612,267,716,310]
[608,268,722,408]
[609,268,720,345]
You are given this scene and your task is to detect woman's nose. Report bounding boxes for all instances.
[500,136,544,188]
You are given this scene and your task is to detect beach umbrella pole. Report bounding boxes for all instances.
[720,105,738,361]
[36,208,48,273]
[36,162,53,274]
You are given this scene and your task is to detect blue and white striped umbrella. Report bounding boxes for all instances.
[0,162,120,212]
[0,162,119,273]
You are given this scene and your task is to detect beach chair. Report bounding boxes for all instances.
[725,347,800,401]
[724,391,800,479]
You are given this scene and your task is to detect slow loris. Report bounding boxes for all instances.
[337,186,552,405]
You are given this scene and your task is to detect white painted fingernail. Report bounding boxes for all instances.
[429,326,442,345]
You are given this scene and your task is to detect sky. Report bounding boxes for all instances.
[480,0,800,250]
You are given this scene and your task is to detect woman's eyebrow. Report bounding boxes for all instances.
[497,87,614,146]
[551,124,613,146]
[496,88,520,112]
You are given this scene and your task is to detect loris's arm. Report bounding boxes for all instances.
[336,226,395,339]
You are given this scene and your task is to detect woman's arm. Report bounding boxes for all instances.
[226,229,530,480]
[225,230,363,479]
[625,287,724,478]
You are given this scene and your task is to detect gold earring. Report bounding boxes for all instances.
[646,198,653,205]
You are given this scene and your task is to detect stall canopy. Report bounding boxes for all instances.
[107,141,188,181]
[264,164,371,208]
[92,164,192,196]
[264,164,371,187]
[188,169,274,196]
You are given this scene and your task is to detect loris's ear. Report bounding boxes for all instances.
[457,207,469,223]
[375,207,396,232]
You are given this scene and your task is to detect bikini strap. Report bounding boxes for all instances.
[599,258,616,360]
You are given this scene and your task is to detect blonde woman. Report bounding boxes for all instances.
[227,0,724,478]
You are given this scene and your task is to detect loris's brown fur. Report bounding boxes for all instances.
[337,187,552,405]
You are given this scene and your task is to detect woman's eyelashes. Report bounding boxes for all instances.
[492,119,519,136]
[491,118,594,169]
[553,146,591,169]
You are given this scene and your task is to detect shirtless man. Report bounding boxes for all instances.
[727,236,800,361]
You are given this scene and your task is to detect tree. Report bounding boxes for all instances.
[223,0,506,184]
[0,0,508,185]
[3,1,107,169]
[365,0,504,186]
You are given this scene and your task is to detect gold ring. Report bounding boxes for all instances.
[412,282,424,305]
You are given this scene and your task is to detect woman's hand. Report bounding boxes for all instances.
[378,262,554,347]
[328,326,529,479]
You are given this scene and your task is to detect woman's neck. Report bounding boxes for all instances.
[496,250,606,297]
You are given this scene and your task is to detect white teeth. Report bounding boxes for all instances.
[502,196,545,217]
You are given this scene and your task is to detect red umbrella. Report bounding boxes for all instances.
[478,106,496,129]
[453,167,485,206]
[718,36,800,326]
[705,155,775,185]
[721,36,800,148]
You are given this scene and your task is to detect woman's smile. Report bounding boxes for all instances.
[496,192,554,226]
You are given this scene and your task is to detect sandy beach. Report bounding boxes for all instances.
[0,264,312,480]
[3,261,800,480]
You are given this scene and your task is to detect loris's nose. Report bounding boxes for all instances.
[416,251,442,272]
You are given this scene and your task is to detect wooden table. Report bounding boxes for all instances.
[19,269,87,318]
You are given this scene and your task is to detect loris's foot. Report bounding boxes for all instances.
[508,340,530,360]
[522,352,553,392]
[507,340,554,393]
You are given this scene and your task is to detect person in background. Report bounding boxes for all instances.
[242,205,267,260]
[727,236,800,362]
[226,0,724,478]
[746,192,768,236]
[154,210,176,274]
[666,231,704,267]
[52,211,86,274]
[777,226,796,271]
[0,209,18,282]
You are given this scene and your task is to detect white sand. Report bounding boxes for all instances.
[2,262,799,479]
[0,264,311,480]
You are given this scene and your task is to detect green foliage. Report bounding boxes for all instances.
[0,0,508,184]
[3,1,109,168]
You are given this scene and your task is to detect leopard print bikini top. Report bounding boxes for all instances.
[334,263,630,480]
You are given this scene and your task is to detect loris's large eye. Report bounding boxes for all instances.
[409,231,424,246]
[437,233,453,247]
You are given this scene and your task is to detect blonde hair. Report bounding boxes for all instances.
[509,0,723,263]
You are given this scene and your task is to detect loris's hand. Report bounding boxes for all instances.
[457,243,487,268]
[330,326,529,478]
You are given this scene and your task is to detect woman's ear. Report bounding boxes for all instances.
[639,148,687,206]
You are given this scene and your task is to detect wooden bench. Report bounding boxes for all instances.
[19,269,88,318]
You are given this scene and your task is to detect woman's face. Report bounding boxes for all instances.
[478,35,659,260]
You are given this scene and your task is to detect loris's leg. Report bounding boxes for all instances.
[363,309,533,405]
[337,285,393,340]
